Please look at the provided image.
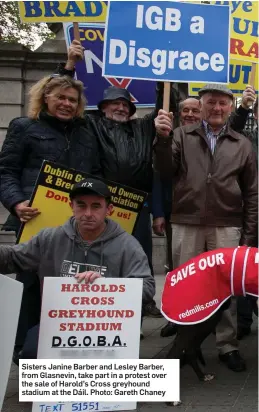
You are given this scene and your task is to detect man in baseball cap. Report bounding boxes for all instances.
[3,177,155,362]
[70,178,112,201]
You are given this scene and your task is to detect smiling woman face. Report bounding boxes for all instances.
[44,86,79,121]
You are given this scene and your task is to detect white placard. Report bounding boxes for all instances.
[32,277,143,412]
[0,275,23,410]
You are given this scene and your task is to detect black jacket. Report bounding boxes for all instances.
[56,63,157,193]
[242,127,258,168]
[87,113,156,193]
[0,112,100,231]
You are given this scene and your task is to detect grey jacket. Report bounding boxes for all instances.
[0,218,155,304]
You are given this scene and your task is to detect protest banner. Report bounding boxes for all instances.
[17,161,147,244]
[161,247,258,325]
[63,22,156,109]
[103,1,230,84]
[0,276,23,410]
[189,59,259,97]
[200,0,258,64]
[31,277,143,411]
[18,1,107,23]
[190,1,258,97]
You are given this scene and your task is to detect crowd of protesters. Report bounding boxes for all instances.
[0,40,257,370]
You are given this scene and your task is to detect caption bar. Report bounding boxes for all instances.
[19,359,179,402]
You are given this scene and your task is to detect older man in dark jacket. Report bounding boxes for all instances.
[57,40,162,318]
[154,84,258,372]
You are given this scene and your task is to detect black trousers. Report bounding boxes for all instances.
[165,217,173,271]
[15,272,41,350]
[237,296,258,329]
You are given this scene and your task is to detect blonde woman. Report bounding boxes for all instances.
[0,74,101,361]
[0,75,100,231]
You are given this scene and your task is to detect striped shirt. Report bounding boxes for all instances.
[203,121,226,154]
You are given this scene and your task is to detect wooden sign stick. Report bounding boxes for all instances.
[249,63,257,110]
[73,22,81,42]
[163,82,171,112]
[250,63,257,89]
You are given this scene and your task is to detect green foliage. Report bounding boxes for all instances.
[0,1,54,50]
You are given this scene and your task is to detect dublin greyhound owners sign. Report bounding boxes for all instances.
[103,1,230,83]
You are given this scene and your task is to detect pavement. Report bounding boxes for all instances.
[2,274,258,412]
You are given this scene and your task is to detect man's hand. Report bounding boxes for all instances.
[65,39,84,70]
[15,200,40,223]
[241,85,256,109]
[75,271,102,283]
[155,109,173,137]
[153,217,166,236]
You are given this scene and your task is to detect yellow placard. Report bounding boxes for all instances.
[18,1,107,23]
[189,59,259,97]
[18,162,146,244]
[202,1,258,64]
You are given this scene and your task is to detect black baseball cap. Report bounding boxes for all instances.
[70,178,112,200]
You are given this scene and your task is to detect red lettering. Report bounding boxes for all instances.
[110,323,122,331]
[61,284,71,292]
[124,310,134,318]
[46,189,54,198]
[247,42,258,58]
[109,285,118,292]
[80,284,90,292]
[59,310,69,318]
[48,310,57,318]
[59,323,66,331]
[230,38,246,56]
[230,38,258,59]
[119,285,126,292]
[71,297,80,305]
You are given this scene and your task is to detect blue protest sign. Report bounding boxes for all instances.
[63,23,156,110]
[103,1,230,83]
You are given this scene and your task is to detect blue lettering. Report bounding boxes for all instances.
[251,21,259,37]
[230,64,241,84]
[243,1,252,12]
[65,1,83,17]
[229,64,252,84]
[242,66,252,84]
[84,1,104,17]
[39,404,65,412]
[24,1,42,17]
[214,1,229,4]
[44,2,65,18]
[233,18,259,37]
[215,1,253,13]
[233,18,250,35]
[231,1,243,14]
